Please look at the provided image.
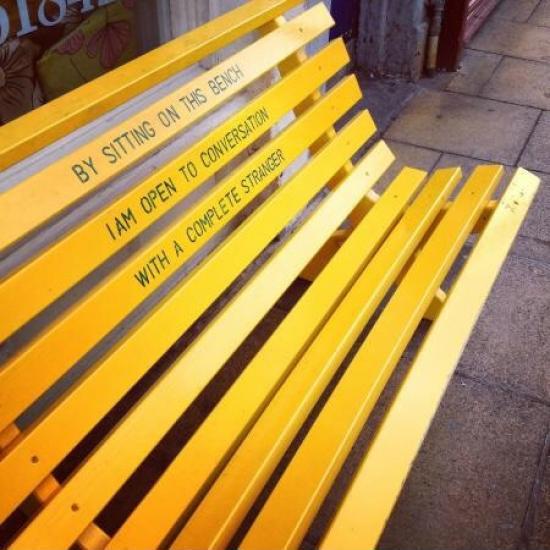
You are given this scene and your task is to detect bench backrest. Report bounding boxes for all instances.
[0,0,303,172]
[0,2,396,543]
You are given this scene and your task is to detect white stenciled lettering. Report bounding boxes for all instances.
[4,0,116,44]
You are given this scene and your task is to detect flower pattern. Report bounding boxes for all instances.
[2,1,136,122]
[87,19,131,69]
[60,4,88,35]
[0,39,42,124]
[56,30,85,55]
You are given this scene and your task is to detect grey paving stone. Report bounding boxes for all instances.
[530,0,550,27]
[343,72,418,136]
[447,49,502,95]
[481,57,550,109]
[521,171,550,245]
[529,436,550,550]
[376,140,441,193]
[520,111,550,174]
[417,70,456,92]
[512,234,550,264]
[493,0,540,22]
[459,255,550,402]
[434,153,509,176]
[385,90,539,164]
[471,18,550,63]
[379,376,550,550]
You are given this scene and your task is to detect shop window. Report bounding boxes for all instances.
[0,0,191,125]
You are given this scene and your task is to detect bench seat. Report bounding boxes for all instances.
[0,1,539,549]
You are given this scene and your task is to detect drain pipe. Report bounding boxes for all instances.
[426,0,445,76]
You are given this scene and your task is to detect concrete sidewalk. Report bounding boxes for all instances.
[370,1,550,548]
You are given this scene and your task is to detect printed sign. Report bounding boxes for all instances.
[70,63,247,185]
[0,0,116,44]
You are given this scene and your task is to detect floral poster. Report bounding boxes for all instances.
[0,0,138,125]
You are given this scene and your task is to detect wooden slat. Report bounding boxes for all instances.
[0,4,333,252]
[0,39,350,343]
[108,154,415,550]
[320,168,539,550]
[7,111,374,550]
[239,166,504,550]
[171,167,462,550]
[300,229,349,282]
[0,74,363,439]
[0,0,303,171]
[2,111,375,535]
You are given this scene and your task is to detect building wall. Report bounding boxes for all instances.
[357,0,429,81]
[130,0,335,81]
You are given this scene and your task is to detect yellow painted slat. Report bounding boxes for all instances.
[473,200,498,233]
[301,229,348,282]
[0,75,363,440]
[0,4,333,252]
[0,40,350,343]
[320,168,539,550]
[0,0,303,172]
[172,167,461,550]
[2,111,374,535]
[0,97,374,515]
[240,166,504,550]
[109,156,418,550]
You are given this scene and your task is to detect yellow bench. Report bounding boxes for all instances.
[0,1,539,549]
